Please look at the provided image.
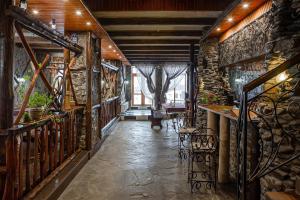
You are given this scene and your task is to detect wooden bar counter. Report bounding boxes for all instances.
[198,104,238,183]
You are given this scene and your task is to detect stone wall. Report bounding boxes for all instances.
[218,0,300,199]
[196,39,231,128]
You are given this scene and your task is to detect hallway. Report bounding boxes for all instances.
[58,121,235,200]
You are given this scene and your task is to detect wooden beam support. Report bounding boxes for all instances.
[14,22,59,108]
[86,0,234,11]
[85,32,93,150]
[123,51,198,55]
[100,18,216,25]
[0,0,15,198]
[7,6,83,54]
[108,30,203,37]
[120,46,199,51]
[115,39,199,45]
[14,55,50,125]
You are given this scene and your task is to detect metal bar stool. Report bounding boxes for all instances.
[174,112,196,159]
[188,128,218,193]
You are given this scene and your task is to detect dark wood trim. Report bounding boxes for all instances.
[85,32,93,151]
[100,18,216,25]
[109,30,203,37]
[26,150,89,200]
[201,0,242,41]
[120,46,199,51]
[6,6,83,54]
[124,51,198,55]
[86,0,233,11]
[116,39,199,45]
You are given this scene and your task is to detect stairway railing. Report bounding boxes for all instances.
[237,53,300,200]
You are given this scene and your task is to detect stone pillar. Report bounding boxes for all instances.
[218,116,230,183]
[63,48,71,110]
[155,66,163,109]
[207,111,218,136]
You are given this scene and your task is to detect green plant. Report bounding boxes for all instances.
[23,112,31,123]
[28,91,52,108]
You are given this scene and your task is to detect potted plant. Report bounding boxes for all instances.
[28,91,52,121]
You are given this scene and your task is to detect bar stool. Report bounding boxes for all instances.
[174,112,196,159]
[188,128,218,193]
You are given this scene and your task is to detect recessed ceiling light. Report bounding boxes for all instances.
[32,9,39,15]
[217,27,221,31]
[108,45,112,49]
[113,50,116,53]
[117,53,119,56]
[76,10,82,16]
[86,21,91,26]
[243,3,249,8]
[228,17,233,22]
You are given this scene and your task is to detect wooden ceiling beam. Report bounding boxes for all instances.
[115,39,199,45]
[108,30,203,37]
[99,18,216,25]
[123,51,198,55]
[126,55,190,58]
[120,46,199,51]
[85,0,234,11]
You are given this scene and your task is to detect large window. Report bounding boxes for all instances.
[165,72,187,104]
[131,67,152,106]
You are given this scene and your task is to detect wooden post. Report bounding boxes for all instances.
[218,115,230,183]
[63,47,71,110]
[85,32,92,150]
[0,0,15,198]
[189,44,195,126]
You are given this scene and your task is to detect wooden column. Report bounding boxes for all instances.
[207,111,218,136]
[63,47,71,110]
[218,115,230,183]
[189,44,195,126]
[85,32,92,150]
[0,0,14,129]
[0,0,15,198]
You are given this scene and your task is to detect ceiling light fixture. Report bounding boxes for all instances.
[76,10,82,16]
[86,21,92,26]
[32,10,39,15]
[243,3,249,8]
[113,50,116,53]
[108,45,112,49]
[217,27,221,31]
[228,17,233,22]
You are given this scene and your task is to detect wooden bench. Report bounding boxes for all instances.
[266,192,299,200]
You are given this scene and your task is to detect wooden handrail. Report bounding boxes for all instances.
[243,53,300,92]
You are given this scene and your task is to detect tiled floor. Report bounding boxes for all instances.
[58,121,235,200]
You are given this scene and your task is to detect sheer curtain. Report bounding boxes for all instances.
[161,63,188,103]
[136,70,154,100]
[136,64,156,94]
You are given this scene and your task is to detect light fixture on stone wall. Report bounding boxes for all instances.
[50,19,57,30]
[278,72,287,82]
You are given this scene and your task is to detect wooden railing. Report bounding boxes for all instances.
[100,96,120,130]
[1,107,84,200]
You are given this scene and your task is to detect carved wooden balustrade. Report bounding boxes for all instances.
[0,107,84,199]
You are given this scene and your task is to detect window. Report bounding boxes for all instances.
[165,72,187,104]
[131,67,152,106]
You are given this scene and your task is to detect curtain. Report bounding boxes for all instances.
[136,70,154,100]
[161,63,188,103]
[136,64,156,94]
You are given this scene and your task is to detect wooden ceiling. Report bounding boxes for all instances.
[16,0,129,64]
[84,0,234,64]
